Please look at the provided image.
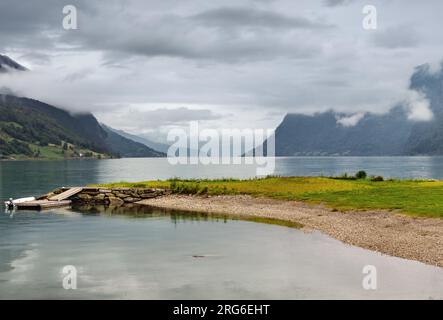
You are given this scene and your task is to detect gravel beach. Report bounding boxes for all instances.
[139,194,443,268]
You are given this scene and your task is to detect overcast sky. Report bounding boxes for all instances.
[0,0,442,141]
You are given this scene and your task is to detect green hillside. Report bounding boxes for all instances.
[0,95,110,159]
[0,94,166,160]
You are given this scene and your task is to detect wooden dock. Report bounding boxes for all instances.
[11,187,83,210]
[48,187,83,201]
[15,199,72,209]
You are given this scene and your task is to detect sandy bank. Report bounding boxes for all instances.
[138,194,443,268]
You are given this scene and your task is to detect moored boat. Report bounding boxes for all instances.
[4,197,36,209]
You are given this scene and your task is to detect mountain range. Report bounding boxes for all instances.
[105,126,170,153]
[3,53,443,159]
[101,124,164,157]
[262,63,443,156]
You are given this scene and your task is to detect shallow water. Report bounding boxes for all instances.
[0,157,442,299]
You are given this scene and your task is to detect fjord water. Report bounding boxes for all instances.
[1,157,443,299]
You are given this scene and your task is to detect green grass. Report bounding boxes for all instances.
[29,144,65,160]
[94,176,443,218]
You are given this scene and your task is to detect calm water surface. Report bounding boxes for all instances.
[0,157,442,299]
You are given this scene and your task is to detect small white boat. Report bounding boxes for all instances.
[4,196,36,208]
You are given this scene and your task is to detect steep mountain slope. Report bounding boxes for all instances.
[101,125,165,157]
[0,94,167,159]
[264,62,443,156]
[273,107,413,156]
[105,126,169,153]
[404,64,443,155]
[0,94,110,159]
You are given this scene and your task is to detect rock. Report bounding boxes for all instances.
[94,194,106,201]
[77,193,92,200]
[82,191,99,196]
[114,193,130,198]
[64,187,169,206]
[138,188,154,194]
[108,196,124,205]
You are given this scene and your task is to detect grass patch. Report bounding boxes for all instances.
[95,176,443,218]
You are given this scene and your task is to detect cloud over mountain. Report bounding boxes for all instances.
[1,0,443,133]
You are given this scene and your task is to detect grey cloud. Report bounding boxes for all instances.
[97,107,224,131]
[192,7,332,29]
[59,6,326,63]
[129,107,222,126]
[372,25,421,49]
[1,1,329,63]
[19,52,52,66]
[63,69,94,82]
[1,0,442,134]
[323,0,352,7]
[0,0,95,52]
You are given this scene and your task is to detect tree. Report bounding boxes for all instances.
[355,170,367,179]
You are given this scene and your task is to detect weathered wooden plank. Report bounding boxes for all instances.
[48,187,83,201]
[16,200,72,209]
[39,200,71,208]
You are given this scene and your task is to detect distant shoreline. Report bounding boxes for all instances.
[0,157,105,161]
[138,194,443,268]
[0,156,166,161]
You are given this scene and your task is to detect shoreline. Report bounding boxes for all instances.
[138,194,443,268]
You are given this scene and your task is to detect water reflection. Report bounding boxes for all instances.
[0,206,442,299]
[71,204,303,229]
